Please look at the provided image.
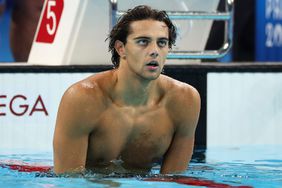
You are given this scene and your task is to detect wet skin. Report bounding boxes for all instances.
[53,20,201,175]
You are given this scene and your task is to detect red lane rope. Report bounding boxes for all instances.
[0,163,253,188]
[0,163,52,173]
[144,177,253,188]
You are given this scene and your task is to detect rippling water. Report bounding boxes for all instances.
[0,146,281,188]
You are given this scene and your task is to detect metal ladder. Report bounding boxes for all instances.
[109,0,234,60]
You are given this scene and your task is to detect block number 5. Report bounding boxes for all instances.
[46,0,57,36]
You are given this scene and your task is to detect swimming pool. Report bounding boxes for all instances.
[1,146,281,188]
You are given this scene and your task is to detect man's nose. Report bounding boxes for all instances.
[150,51,159,58]
[149,43,159,58]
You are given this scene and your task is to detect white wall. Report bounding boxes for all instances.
[207,73,282,147]
[0,73,92,151]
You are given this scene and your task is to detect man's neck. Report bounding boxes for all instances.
[112,68,158,107]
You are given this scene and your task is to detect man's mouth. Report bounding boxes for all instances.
[145,61,159,71]
[146,61,159,67]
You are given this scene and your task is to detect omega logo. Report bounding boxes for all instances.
[0,95,49,116]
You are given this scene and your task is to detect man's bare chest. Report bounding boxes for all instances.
[86,105,175,166]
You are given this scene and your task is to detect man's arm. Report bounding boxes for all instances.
[161,86,201,174]
[53,83,100,174]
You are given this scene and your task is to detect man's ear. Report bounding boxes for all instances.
[114,40,126,59]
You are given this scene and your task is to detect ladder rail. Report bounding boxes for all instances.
[109,0,234,60]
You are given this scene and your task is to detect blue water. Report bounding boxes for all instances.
[0,146,282,188]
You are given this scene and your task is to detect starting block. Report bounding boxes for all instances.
[28,0,111,65]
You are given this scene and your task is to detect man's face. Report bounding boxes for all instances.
[122,19,169,80]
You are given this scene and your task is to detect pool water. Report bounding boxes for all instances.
[0,146,281,188]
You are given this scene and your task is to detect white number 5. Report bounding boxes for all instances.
[46,0,57,35]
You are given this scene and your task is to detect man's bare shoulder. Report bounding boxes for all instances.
[67,70,113,96]
[160,75,201,124]
[160,74,200,103]
[59,71,114,118]
[64,73,103,100]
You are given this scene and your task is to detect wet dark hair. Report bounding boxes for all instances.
[107,5,177,68]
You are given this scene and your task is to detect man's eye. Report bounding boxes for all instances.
[158,40,168,47]
[137,40,148,46]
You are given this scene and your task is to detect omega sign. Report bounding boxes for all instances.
[0,95,48,116]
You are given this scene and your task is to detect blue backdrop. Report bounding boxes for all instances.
[256,0,282,61]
